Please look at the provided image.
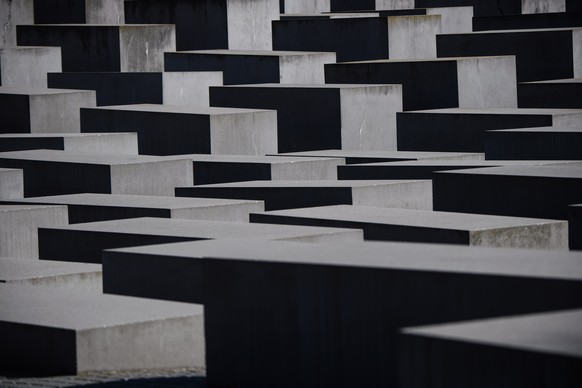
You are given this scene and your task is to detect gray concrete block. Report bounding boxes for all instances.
[568,204,582,250]
[0,150,193,197]
[397,108,582,152]
[17,24,176,72]
[176,179,432,211]
[8,193,264,224]
[210,83,402,152]
[81,104,278,156]
[125,0,279,51]
[40,217,363,263]
[0,47,61,89]
[0,283,204,375]
[165,50,335,85]
[522,0,566,14]
[400,309,582,388]
[162,154,342,184]
[250,205,568,249]
[437,28,582,82]
[162,71,223,107]
[518,78,582,109]
[0,133,138,154]
[103,239,582,388]
[0,205,68,259]
[0,168,23,200]
[273,149,484,164]
[0,87,96,134]
[0,257,102,292]
[337,159,570,180]
[485,127,582,160]
[326,56,517,111]
[433,164,582,220]
[273,14,440,62]
[0,0,33,46]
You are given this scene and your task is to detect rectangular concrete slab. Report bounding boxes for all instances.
[397,108,582,152]
[0,205,68,259]
[0,0,33,46]
[250,205,568,249]
[103,239,582,388]
[0,257,102,292]
[0,47,61,89]
[176,179,432,211]
[210,83,402,152]
[165,50,336,85]
[0,87,96,133]
[40,217,363,263]
[0,133,138,154]
[17,24,176,72]
[81,104,278,156]
[0,283,204,376]
[473,11,582,32]
[518,78,582,109]
[273,150,484,164]
[485,126,582,160]
[400,309,582,388]
[0,168,23,200]
[5,193,263,223]
[433,164,582,220]
[0,150,193,197]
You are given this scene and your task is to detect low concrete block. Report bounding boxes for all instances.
[34,0,125,24]
[250,205,568,249]
[125,0,279,51]
[103,239,582,388]
[400,309,582,388]
[165,50,335,85]
[485,127,582,160]
[568,204,582,250]
[81,104,278,156]
[0,47,61,89]
[0,0,33,46]
[210,83,402,152]
[0,168,23,200]
[7,193,264,223]
[162,71,223,107]
[0,87,96,134]
[40,217,363,263]
[397,108,582,152]
[0,133,138,154]
[176,179,432,211]
[163,154,342,184]
[273,14,440,62]
[518,78,582,109]
[17,24,176,72]
[433,164,582,220]
[0,150,193,197]
[0,205,68,259]
[0,257,102,292]
[437,28,582,82]
[326,56,517,111]
[273,150,484,164]
[0,283,204,376]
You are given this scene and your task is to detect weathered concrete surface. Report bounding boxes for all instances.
[250,205,568,249]
[273,150,484,164]
[0,47,62,89]
[176,179,432,210]
[0,150,193,197]
[518,78,582,109]
[0,87,96,134]
[326,56,517,111]
[433,164,582,220]
[165,50,335,85]
[210,83,402,152]
[0,0,33,46]
[0,283,205,375]
[81,104,278,156]
[85,0,125,24]
[162,71,223,106]
[0,205,68,259]
[40,217,363,263]
[0,168,23,200]
[0,257,102,292]
[397,108,582,152]
[0,133,138,154]
[400,309,582,388]
[8,193,264,223]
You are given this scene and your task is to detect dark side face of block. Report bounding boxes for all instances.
[33,0,86,24]
[0,94,31,134]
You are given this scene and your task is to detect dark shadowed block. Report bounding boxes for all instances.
[518,78,582,109]
[473,12,582,31]
[569,204,582,249]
